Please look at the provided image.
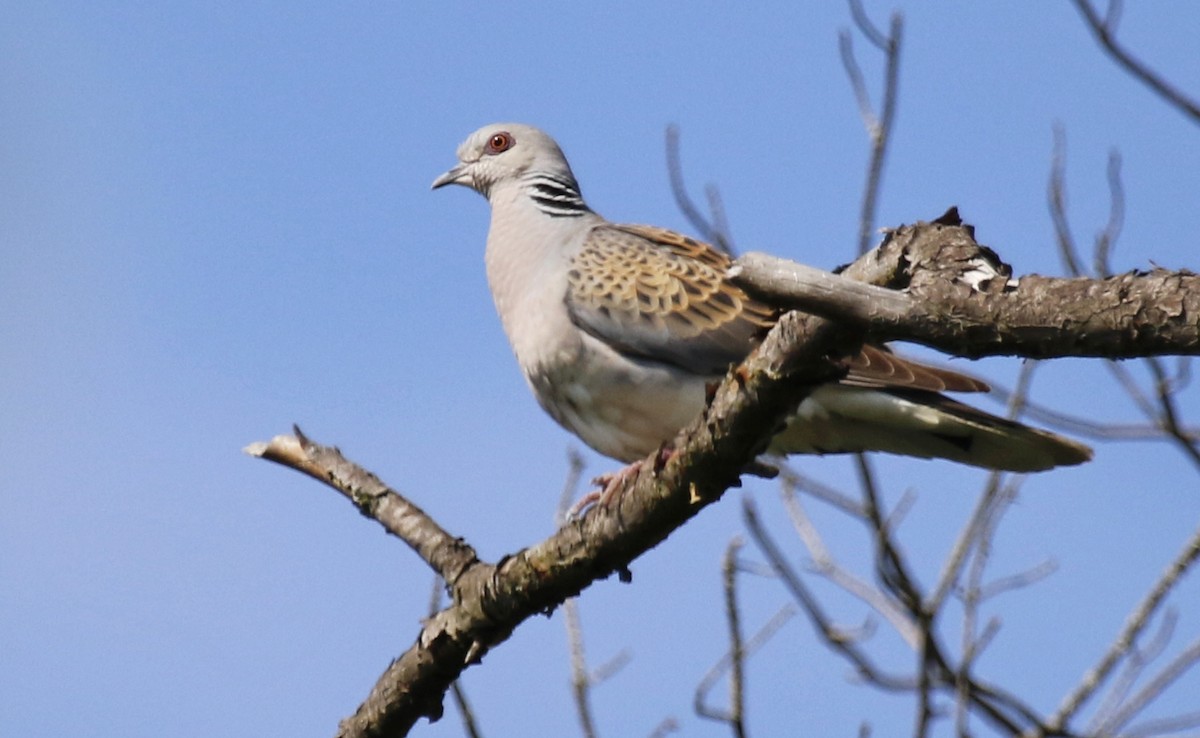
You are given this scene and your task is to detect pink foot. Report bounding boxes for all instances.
[567,446,678,518]
[567,460,643,518]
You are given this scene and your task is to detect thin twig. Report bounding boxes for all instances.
[557,450,599,738]
[706,185,734,254]
[951,474,1024,737]
[857,454,923,614]
[848,0,888,49]
[1045,517,1200,732]
[1145,356,1200,470]
[556,448,588,526]
[1090,609,1177,733]
[742,495,915,691]
[778,462,866,517]
[724,538,749,738]
[1100,636,1200,735]
[841,3,904,255]
[428,578,483,738]
[1092,149,1125,278]
[928,471,1005,614]
[1069,0,1200,125]
[978,560,1059,601]
[1122,709,1200,738]
[564,598,599,738]
[695,596,796,732]
[987,379,1195,441]
[696,540,739,734]
[245,428,479,584]
[1048,126,1087,278]
[915,629,935,738]
[664,125,734,253]
[647,717,681,738]
[780,482,919,646]
[1106,361,1161,420]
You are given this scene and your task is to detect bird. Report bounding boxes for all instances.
[432,122,1092,492]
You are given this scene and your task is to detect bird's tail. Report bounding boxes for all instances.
[775,385,1093,472]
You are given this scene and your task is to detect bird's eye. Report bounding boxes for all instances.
[486,132,513,154]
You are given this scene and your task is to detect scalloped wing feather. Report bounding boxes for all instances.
[567,223,991,393]
[842,344,990,393]
[566,224,775,374]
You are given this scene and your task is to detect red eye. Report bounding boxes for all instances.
[486,132,513,153]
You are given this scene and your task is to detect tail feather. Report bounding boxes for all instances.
[774,385,1093,472]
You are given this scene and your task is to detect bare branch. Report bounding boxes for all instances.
[1090,609,1177,733]
[564,597,599,738]
[777,468,1049,732]
[1069,0,1200,125]
[847,0,889,50]
[1145,356,1200,470]
[1093,149,1125,277]
[840,4,903,256]
[779,463,866,517]
[696,538,749,736]
[743,495,915,691]
[556,448,588,526]
[987,376,1195,441]
[1123,709,1200,738]
[665,125,734,254]
[252,204,1198,735]
[1045,517,1200,732]
[977,559,1059,601]
[780,482,919,646]
[927,472,1008,615]
[253,273,864,735]
[427,581,483,738]
[1049,126,1087,278]
[730,215,1200,360]
[245,427,479,585]
[695,536,796,733]
[1100,636,1200,735]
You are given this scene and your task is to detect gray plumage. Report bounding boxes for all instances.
[433,123,1092,472]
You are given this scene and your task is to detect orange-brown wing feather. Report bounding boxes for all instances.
[841,344,990,393]
[568,223,989,393]
[566,223,775,374]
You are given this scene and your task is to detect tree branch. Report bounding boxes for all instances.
[1069,0,1200,125]
[730,210,1200,359]
[245,427,479,586]
[840,1,904,256]
[251,207,1197,735]
[1043,516,1200,734]
[250,303,856,735]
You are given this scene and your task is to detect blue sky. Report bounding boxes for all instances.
[3,3,1199,736]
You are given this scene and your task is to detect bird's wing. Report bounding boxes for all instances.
[565,223,775,374]
[843,344,990,393]
[567,223,990,393]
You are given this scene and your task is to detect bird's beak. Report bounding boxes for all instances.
[431,163,469,190]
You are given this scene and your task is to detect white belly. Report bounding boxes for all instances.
[526,331,711,462]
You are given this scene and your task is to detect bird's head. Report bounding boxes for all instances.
[432,123,577,199]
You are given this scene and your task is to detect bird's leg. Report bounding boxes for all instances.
[572,445,678,516]
[567,445,678,518]
[565,461,640,518]
[593,461,644,506]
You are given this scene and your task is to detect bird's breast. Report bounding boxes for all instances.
[525,333,711,462]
